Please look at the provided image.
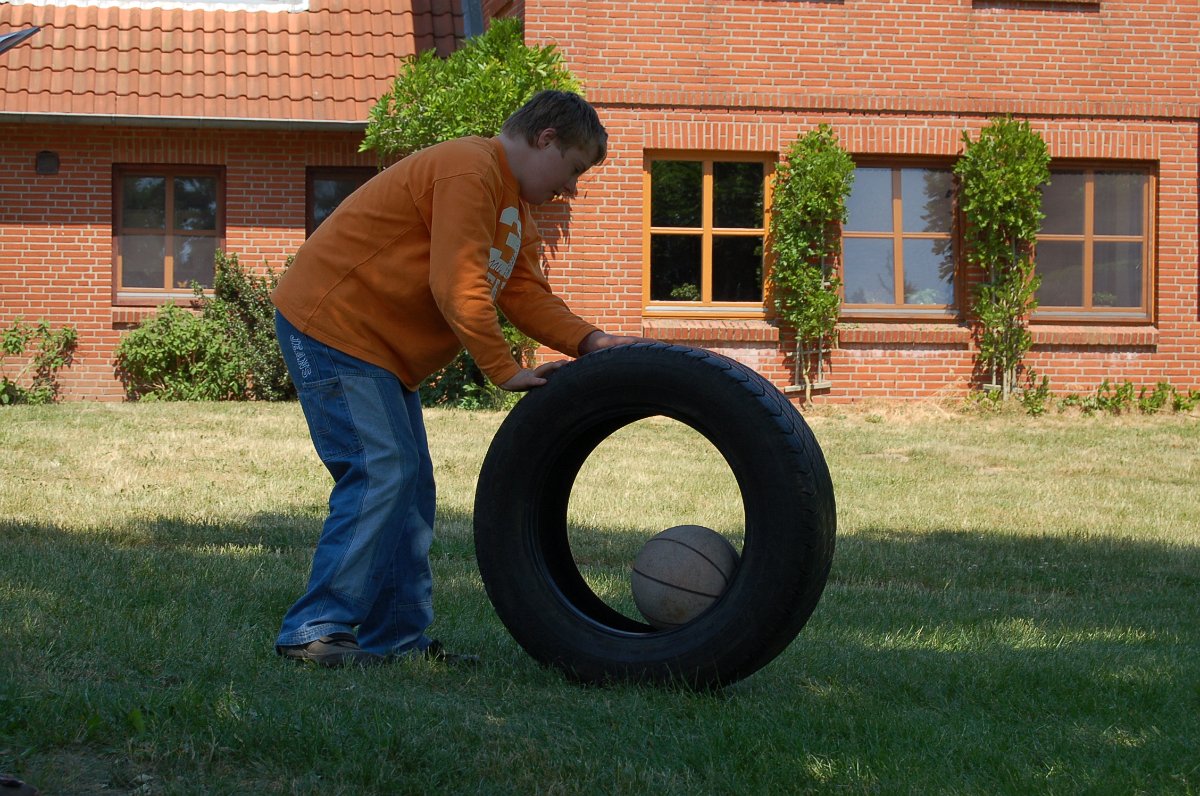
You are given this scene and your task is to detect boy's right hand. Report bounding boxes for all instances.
[499,361,567,391]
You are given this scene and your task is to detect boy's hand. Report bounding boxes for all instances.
[499,361,566,391]
[578,330,651,355]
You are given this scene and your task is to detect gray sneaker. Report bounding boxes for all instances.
[277,632,384,668]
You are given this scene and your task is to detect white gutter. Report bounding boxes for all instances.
[0,112,366,131]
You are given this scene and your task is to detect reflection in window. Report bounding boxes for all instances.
[1036,168,1150,316]
[116,167,222,295]
[842,166,956,311]
[646,156,770,310]
[307,167,375,236]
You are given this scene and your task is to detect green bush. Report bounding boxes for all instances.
[1058,379,1199,416]
[194,252,295,401]
[419,315,535,411]
[114,303,245,401]
[1019,371,1052,417]
[115,252,294,402]
[0,318,77,405]
[361,18,580,160]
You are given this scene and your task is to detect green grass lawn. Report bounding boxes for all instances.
[1,401,1197,794]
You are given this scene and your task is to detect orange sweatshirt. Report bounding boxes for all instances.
[272,136,599,390]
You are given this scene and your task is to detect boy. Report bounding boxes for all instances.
[271,90,638,667]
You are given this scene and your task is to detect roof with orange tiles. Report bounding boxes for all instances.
[0,0,466,128]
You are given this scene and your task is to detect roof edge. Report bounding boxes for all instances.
[4,0,309,12]
[0,112,367,131]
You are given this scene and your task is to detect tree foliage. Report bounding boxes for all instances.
[954,118,1050,398]
[769,125,855,397]
[361,18,580,160]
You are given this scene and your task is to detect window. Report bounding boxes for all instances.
[644,154,773,316]
[306,167,375,237]
[114,165,223,302]
[841,164,957,317]
[1034,166,1152,321]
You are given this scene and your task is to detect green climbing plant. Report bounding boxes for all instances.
[769,125,855,401]
[954,118,1050,399]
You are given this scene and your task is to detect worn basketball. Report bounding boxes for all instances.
[631,524,740,629]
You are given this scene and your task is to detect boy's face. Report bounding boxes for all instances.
[522,128,598,205]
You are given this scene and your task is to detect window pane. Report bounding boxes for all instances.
[121,234,165,288]
[845,168,892,233]
[312,176,366,229]
[901,169,953,234]
[650,234,702,301]
[1040,172,1085,235]
[901,238,954,304]
[174,236,217,289]
[712,236,763,302]
[842,238,894,304]
[1092,242,1143,308]
[651,161,702,227]
[1094,172,1145,237]
[713,162,763,229]
[174,177,218,231]
[122,177,166,229]
[1035,240,1085,306]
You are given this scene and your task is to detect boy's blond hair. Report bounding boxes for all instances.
[502,90,608,165]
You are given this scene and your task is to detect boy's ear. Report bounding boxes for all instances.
[534,128,558,149]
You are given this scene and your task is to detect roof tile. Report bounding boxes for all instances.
[0,0,465,124]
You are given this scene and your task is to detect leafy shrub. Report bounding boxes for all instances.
[115,252,294,402]
[193,251,295,401]
[114,303,245,401]
[1137,382,1173,415]
[1019,371,1052,417]
[1057,379,1200,416]
[361,18,580,160]
[1172,388,1199,413]
[0,318,77,404]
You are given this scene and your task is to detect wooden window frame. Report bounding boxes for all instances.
[642,151,775,319]
[305,166,376,238]
[112,164,225,307]
[840,159,961,322]
[1033,162,1155,324]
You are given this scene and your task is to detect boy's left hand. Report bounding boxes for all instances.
[499,361,567,391]
[578,331,651,355]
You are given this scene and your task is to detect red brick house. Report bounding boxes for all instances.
[0,0,472,400]
[2,0,1198,401]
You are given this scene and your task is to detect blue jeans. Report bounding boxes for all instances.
[274,310,435,656]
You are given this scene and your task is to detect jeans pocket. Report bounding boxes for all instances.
[296,375,364,462]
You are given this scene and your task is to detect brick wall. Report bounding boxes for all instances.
[525,0,1200,400]
[0,123,374,400]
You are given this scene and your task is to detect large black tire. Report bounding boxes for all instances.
[473,343,836,688]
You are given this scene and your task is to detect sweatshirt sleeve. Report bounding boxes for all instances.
[497,240,600,359]
[427,173,523,387]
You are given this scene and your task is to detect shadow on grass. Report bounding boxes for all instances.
[2,513,1198,792]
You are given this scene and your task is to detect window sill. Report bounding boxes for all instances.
[642,318,780,344]
[784,382,832,395]
[1030,325,1158,347]
[837,323,972,346]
